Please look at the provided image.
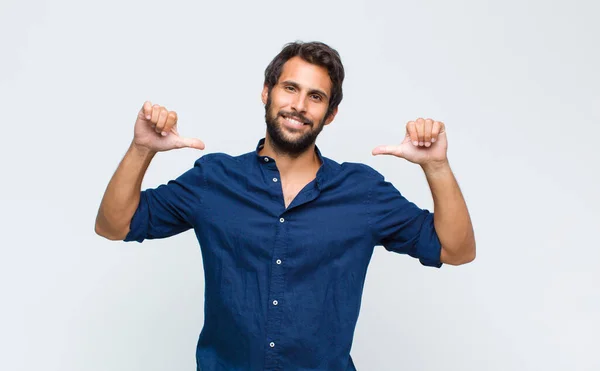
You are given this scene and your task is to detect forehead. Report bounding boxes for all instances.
[278,56,332,95]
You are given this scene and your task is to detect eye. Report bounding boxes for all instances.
[284,85,296,92]
[310,94,323,101]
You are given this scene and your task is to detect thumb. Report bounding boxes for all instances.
[178,137,206,150]
[139,101,152,120]
[372,145,403,157]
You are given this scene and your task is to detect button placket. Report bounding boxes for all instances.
[265,211,288,367]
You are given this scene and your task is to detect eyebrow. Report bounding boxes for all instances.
[280,80,329,101]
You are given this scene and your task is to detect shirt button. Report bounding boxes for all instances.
[279,218,285,223]
[272,177,278,182]
[270,342,275,348]
[273,300,278,306]
[264,157,269,162]
[276,259,282,265]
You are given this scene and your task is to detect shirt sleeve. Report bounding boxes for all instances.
[369,172,443,268]
[124,157,205,243]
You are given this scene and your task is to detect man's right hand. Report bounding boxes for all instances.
[133,101,205,153]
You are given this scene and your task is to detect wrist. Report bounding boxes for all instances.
[130,141,157,159]
[421,160,451,175]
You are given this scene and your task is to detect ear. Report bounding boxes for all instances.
[261,85,269,105]
[324,107,338,126]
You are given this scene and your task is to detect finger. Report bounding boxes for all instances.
[416,118,425,146]
[151,104,161,125]
[371,145,403,157]
[431,121,442,143]
[424,118,433,147]
[142,101,152,120]
[155,107,168,134]
[162,111,178,136]
[177,137,205,150]
[407,121,419,146]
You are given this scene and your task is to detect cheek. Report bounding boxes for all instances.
[275,94,294,110]
[309,105,328,121]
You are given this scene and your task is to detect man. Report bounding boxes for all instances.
[95,41,475,371]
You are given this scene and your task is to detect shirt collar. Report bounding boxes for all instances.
[254,138,328,188]
[255,138,324,163]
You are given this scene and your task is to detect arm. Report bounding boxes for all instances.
[422,161,475,265]
[372,117,476,266]
[94,101,204,241]
[94,142,155,240]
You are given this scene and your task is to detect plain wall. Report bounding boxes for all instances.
[1,0,598,369]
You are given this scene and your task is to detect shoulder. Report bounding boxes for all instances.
[188,151,255,184]
[192,151,252,169]
[324,157,384,181]
[320,157,385,191]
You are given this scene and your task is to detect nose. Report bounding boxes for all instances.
[291,93,307,114]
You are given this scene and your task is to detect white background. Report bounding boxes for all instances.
[1,0,598,370]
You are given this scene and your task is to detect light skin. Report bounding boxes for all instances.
[259,57,337,208]
[372,119,476,265]
[95,56,475,265]
[259,57,475,265]
[94,102,204,240]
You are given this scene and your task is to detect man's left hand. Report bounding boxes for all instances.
[372,118,448,166]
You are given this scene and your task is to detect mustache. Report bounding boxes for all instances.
[279,111,313,126]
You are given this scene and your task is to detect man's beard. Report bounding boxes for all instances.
[265,95,326,157]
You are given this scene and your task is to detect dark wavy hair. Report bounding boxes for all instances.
[264,41,345,118]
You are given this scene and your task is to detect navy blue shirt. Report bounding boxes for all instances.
[124,139,442,370]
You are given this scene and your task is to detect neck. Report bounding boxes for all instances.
[259,135,321,177]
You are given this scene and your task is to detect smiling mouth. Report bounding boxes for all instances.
[280,113,311,127]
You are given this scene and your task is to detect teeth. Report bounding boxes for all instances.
[286,117,302,126]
